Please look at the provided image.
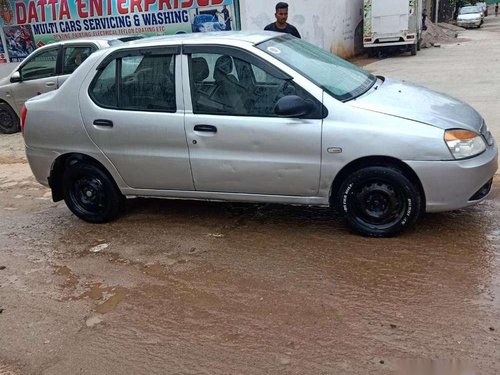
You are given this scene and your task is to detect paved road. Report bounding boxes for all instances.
[0,18,499,375]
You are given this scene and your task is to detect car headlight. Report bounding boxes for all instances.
[445,129,486,159]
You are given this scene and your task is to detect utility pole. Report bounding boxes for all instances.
[435,0,440,23]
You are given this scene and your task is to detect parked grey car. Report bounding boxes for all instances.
[22,32,498,237]
[0,35,142,134]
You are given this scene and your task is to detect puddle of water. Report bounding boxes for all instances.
[53,265,79,290]
[60,281,127,314]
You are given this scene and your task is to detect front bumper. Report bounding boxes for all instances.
[457,20,481,27]
[406,143,498,213]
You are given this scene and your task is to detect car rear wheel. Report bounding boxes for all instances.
[336,166,422,237]
[410,43,417,56]
[0,102,20,134]
[62,162,124,223]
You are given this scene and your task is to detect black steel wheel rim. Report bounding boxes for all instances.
[352,180,406,228]
[70,176,107,215]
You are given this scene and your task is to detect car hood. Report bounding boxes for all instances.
[458,13,481,20]
[348,77,483,132]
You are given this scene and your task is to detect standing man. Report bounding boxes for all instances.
[264,2,301,38]
[222,5,231,30]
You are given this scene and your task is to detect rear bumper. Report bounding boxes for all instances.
[25,145,59,188]
[364,41,416,48]
[406,144,498,212]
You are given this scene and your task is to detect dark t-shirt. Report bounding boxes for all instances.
[264,22,301,38]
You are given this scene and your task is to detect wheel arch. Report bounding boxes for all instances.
[329,156,426,210]
[49,153,120,202]
[0,97,15,107]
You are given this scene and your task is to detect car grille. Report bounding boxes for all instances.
[480,121,494,146]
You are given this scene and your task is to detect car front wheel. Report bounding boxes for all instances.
[62,162,124,223]
[337,166,422,237]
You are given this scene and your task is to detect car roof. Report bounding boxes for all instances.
[41,35,143,48]
[123,31,278,48]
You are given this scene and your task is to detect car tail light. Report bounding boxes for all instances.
[20,104,27,137]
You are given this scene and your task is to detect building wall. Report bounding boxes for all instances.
[239,0,364,58]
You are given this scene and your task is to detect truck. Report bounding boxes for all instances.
[363,0,423,56]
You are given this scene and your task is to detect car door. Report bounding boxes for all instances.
[10,46,60,112]
[183,46,324,196]
[57,44,97,87]
[79,46,194,191]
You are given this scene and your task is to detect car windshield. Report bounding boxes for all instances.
[257,35,376,102]
[460,6,481,14]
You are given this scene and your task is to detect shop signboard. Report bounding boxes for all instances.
[0,0,238,62]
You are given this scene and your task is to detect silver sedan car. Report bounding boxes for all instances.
[22,32,498,237]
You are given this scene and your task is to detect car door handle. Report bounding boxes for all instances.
[93,119,114,127]
[194,124,217,133]
[45,81,56,87]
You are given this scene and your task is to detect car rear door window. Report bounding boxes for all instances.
[90,60,117,107]
[63,46,96,74]
[20,47,59,81]
[89,51,176,112]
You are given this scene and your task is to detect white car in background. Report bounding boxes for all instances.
[457,6,484,28]
[0,35,142,134]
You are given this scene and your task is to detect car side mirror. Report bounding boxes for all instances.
[274,95,314,118]
[10,71,21,83]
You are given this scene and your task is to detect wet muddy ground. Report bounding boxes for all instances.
[0,146,499,374]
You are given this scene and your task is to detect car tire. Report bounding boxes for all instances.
[62,161,124,223]
[336,166,422,237]
[0,102,20,134]
[410,44,417,56]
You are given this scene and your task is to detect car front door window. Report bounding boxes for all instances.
[20,48,58,81]
[189,52,316,117]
